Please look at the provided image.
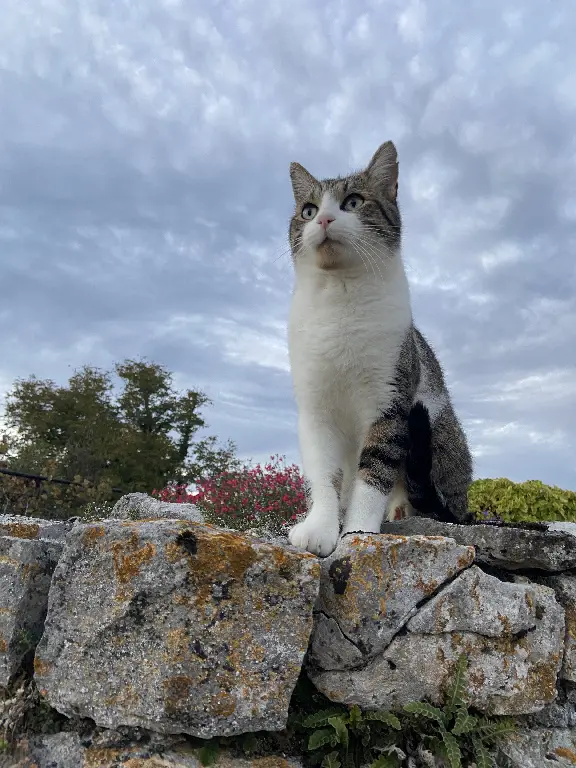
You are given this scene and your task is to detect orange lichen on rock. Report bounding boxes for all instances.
[165,525,259,611]
[163,675,195,714]
[33,657,52,676]
[210,691,237,716]
[82,525,105,547]
[554,747,576,764]
[0,554,19,567]
[165,628,190,663]
[566,605,576,640]
[110,531,156,586]
[103,683,141,709]
[457,547,475,569]
[0,522,39,539]
[83,748,129,768]
[414,575,438,596]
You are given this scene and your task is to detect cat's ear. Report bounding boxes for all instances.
[289,162,318,200]
[366,141,399,203]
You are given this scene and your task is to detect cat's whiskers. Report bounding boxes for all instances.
[351,235,394,275]
[349,238,385,282]
[358,226,422,281]
[348,242,378,281]
[272,237,303,265]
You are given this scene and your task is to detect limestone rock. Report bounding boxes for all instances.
[0,536,61,686]
[0,514,72,543]
[309,615,364,671]
[34,520,320,738]
[498,727,576,767]
[383,517,576,571]
[549,522,576,536]
[407,565,535,636]
[309,532,474,668]
[13,732,304,768]
[540,575,576,682]
[110,493,204,523]
[529,694,576,729]
[312,582,565,715]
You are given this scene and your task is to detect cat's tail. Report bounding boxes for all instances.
[405,401,459,523]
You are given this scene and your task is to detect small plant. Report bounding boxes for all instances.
[289,657,515,768]
[196,738,221,765]
[402,654,516,767]
[297,704,404,767]
[77,499,116,521]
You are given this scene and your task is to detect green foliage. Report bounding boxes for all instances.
[402,654,516,768]
[291,656,515,768]
[1,359,239,517]
[197,738,221,765]
[469,477,576,523]
[295,697,404,768]
[0,461,116,520]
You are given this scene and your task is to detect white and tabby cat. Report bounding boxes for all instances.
[287,141,473,557]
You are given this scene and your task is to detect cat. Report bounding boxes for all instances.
[286,140,473,557]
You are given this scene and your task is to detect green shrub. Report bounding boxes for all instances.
[469,478,576,523]
[0,470,116,520]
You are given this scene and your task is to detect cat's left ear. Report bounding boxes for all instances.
[290,162,318,201]
[366,141,399,203]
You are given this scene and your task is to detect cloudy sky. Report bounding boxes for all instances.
[1,0,575,489]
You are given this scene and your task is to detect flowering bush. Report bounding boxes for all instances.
[154,454,307,534]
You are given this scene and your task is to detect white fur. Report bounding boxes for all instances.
[287,192,412,556]
[342,479,388,534]
[385,473,414,521]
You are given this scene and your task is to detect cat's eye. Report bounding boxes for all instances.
[301,203,318,220]
[342,193,365,212]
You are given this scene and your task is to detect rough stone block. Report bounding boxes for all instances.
[407,565,535,636]
[16,732,305,768]
[383,517,576,571]
[498,727,576,767]
[311,561,565,716]
[0,514,72,543]
[529,694,576,729]
[110,492,204,523]
[0,536,61,686]
[308,532,474,669]
[34,520,320,738]
[540,574,576,682]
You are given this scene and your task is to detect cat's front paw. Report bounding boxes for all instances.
[288,515,340,557]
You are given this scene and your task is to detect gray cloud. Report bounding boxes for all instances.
[1,0,575,487]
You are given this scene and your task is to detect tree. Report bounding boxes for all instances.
[3,359,239,497]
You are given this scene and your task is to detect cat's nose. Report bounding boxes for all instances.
[317,215,335,230]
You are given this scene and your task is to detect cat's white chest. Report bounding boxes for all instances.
[288,272,411,416]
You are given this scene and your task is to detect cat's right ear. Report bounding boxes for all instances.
[366,141,399,203]
[289,162,317,200]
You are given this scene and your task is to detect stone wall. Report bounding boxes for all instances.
[1,494,576,767]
